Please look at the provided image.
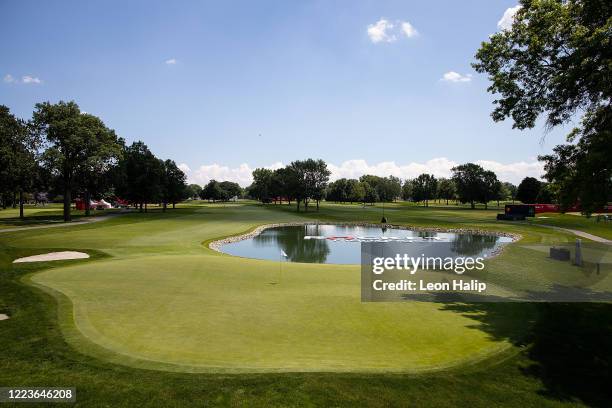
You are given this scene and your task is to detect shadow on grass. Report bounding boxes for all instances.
[432,293,612,407]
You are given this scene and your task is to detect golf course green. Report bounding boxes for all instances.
[2,201,611,405]
[1,202,578,372]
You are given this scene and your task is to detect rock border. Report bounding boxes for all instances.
[208,222,521,258]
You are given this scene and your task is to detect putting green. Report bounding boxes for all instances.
[14,203,554,373]
[31,254,511,372]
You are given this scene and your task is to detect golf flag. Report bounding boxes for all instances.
[281,249,288,258]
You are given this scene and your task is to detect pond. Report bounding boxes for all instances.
[219,224,513,264]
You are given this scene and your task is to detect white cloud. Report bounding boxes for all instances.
[497,5,521,31]
[367,19,396,43]
[21,75,42,84]
[177,163,191,173]
[441,71,472,83]
[181,158,542,186]
[183,162,283,186]
[4,73,43,84]
[328,158,457,182]
[400,21,418,38]
[165,58,177,65]
[367,19,419,43]
[475,160,544,183]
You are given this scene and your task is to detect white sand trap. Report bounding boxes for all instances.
[0,314,9,321]
[13,251,89,263]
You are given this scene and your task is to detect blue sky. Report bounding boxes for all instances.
[1,0,574,185]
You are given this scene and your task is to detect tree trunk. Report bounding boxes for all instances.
[12,192,17,208]
[145,202,148,213]
[316,200,320,211]
[296,199,301,212]
[19,190,24,219]
[172,202,176,209]
[64,187,72,221]
[162,201,167,212]
[470,200,475,209]
[85,190,91,216]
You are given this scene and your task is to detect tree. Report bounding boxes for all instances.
[516,177,541,204]
[473,0,611,214]
[283,159,330,211]
[185,184,202,200]
[161,160,187,210]
[436,178,456,205]
[539,110,611,214]
[348,181,366,204]
[31,101,86,221]
[401,180,413,201]
[503,182,518,203]
[363,181,378,205]
[74,114,123,216]
[250,168,273,203]
[32,102,122,219]
[301,159,331,211]
[451,163,488,209]
[0,105,38,218]
[385,176,402,202]
[114,141,163,212]
[360,175,401,202]
[271,167,296,205]
[481,170,501,209]
[326,178,350,203]
[219,181,242,201]
[536,182,557,204]
[412,174,437,206]
[201,180,224,202]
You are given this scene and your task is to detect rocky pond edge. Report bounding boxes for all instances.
[208,221,522,257]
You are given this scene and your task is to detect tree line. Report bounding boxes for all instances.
[0,101,188,221]
[245,159,556,211]
[185,180,243,202]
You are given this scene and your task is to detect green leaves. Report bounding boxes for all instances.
[474,0,611,214]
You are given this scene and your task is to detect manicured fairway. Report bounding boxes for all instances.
[18,204,516,372]
[2,202,611,406]
[10,201,604,373]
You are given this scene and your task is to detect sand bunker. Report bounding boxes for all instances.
[13,251,90,263]
[0,314,9,321]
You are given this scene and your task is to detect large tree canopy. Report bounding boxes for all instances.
[451,163,496,209]
[32,101,122,220]
[411,174,437,207]
[473,0,611,213]
[0,105,38,217]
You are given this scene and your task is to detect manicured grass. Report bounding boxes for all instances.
[0,203,121,229]
[1,202,611,406]
[529,212,612,240]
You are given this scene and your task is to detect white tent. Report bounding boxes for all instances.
[98,199,112,209]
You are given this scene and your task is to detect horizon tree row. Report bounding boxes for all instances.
[245,159,553,210]
[0,101,188,221]
[248,159,331,211]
